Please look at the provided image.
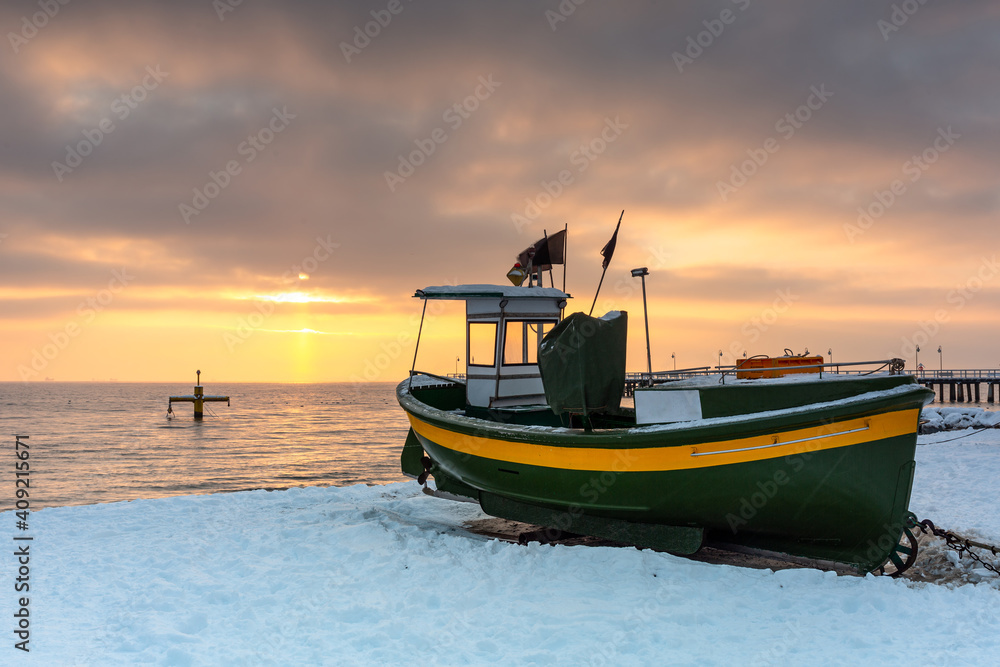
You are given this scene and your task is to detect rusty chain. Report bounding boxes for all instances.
[910,515,1000,576]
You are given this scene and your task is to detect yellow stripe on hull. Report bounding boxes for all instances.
[406,408,920,473]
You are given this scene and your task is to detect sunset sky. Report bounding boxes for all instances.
[2,0,999,383]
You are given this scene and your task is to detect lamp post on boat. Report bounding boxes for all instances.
[631,267,652,376]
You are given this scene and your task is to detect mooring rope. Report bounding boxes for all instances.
[923,425,997,444]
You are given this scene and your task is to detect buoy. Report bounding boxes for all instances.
[167,370,230,419]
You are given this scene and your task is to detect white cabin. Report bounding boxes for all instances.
[414,284,569,408]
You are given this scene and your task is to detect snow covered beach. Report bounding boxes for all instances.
[6,430,1000,665]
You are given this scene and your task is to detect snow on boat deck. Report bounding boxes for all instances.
[6,432,1000,664]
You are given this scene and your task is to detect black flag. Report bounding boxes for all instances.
[600,210,624,269]
[518,229,566,271]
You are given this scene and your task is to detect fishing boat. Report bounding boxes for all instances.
[397,282,934,574]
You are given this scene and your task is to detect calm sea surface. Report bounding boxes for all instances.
[0,382,410,510]
[2,380,995,511]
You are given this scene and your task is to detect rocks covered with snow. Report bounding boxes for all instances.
[921,406,1000,433]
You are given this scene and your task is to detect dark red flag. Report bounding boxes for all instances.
[600,211,624,269]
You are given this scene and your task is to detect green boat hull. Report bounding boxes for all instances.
[398,376,933,573]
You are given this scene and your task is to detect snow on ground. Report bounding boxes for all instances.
[4,432,1000,665]
[913,429,1000,537]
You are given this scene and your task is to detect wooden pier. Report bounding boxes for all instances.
[914,369,1000,403]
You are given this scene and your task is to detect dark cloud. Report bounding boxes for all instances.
[2,1,999,377]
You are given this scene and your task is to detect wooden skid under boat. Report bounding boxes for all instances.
[399,374,933,573]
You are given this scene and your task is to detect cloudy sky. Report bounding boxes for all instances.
[2,0,998,382]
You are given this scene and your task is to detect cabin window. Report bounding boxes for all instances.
[468,322,497,367]
[502,320,558,365]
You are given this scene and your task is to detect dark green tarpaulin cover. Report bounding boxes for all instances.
[538,311,627,415]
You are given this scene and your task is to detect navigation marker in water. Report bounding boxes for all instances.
[168,370,230,419]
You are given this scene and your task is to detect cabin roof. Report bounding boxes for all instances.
[414,284,570,300]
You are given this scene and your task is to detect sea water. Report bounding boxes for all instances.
[2,380,995,511]
[0,382,410,510]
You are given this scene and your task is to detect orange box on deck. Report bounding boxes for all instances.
[736,355,825,379]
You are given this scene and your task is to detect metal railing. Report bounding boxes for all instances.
[912,369,1000,380]
[625,359,905,387]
